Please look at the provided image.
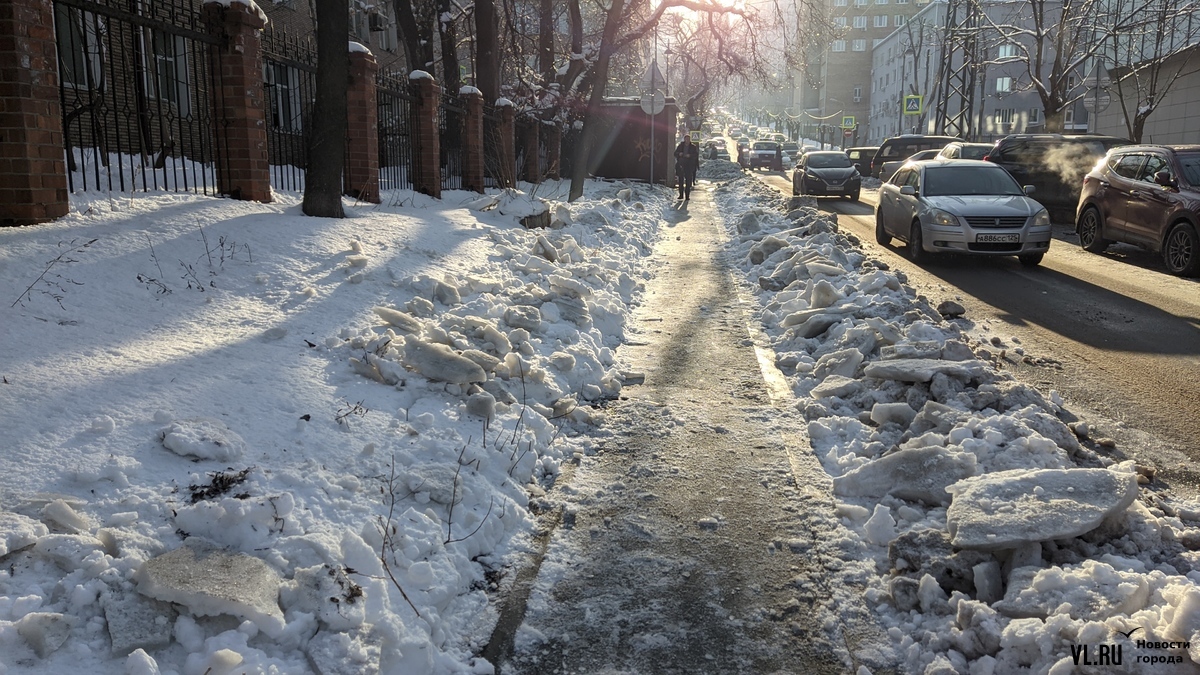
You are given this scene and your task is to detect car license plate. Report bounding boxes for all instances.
[976,233,1019,243]
[826,182,843,189]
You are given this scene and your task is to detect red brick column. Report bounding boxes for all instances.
[344,47,379,203]
[542,125,561,180]
[461,89,484,194]
[497,102,515,188]
[522,120,539,183]
[0,0,68,226]
[203,0,271,203]
[410,75,441,198]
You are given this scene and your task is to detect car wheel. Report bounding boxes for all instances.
[875,212,892,246]
[847,190,860,202]
[1078,207,1109,253]
[908,222,928,262]
[1018,253,1044,267]
[1163,222,1200,276]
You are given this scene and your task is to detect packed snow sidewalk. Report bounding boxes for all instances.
[0,180,667,674]
[712,174,1200,675]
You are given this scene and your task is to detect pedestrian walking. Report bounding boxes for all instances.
[674,135,699,200]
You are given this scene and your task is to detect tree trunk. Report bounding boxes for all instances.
[538,0,554,86]
[476,0,499,101]
[569,0,626,201]
[439,0,461,93]
[394,0,422,73]
[302,0,347,218]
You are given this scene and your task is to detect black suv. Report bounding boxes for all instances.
[870,135,961,178]
[984,134,1130,223]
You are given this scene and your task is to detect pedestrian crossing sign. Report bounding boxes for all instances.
[904,95,923,115]
[841,116,855,129]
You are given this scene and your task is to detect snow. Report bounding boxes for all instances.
[458,85,482,96]
[495,98,514,108]
[408,69,433,80]
[0,176,663,673]
[203,0,268,24]
[348,41,372,56]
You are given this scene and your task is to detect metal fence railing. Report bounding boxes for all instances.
[260,29,317,193]
[439,93,465,191]
[53,0,226,195]
[482,103,506,188]
[377,72,414,192]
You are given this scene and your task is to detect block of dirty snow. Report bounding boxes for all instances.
[833,446,978,505]
[372,307,422,334]
[937,300,966,317]
[465,392,496,421]
[973,561,1003,604]
[809,279,844,309]
[126,649,162,675]
[890,576,919,611]
[863,504,896,545]
[159,418,246,461]
[16,612,72,657]
[503,306,541,331]
[102,590,176,655]
[945,468,1139,550]
[41,499,91,533]
[811,375,862,399]
[869,402,916,428]
[888,529,992,595]
[863,358,987,383]
[307,628,381,675]
[813,348,864,381]
[401,336,486,384]
[1,511,49,555]
[280,564,365,631]
[993,560,1149,619]
[34,533,104,568]
[135,541,284,637]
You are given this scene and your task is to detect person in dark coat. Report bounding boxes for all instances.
[674,135,699,200]
[773,143,783,172]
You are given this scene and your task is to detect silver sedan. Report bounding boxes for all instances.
[875,159,1052,267]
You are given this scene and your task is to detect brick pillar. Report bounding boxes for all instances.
[410,76,441,198]
[542,125,561,180]
[0,0,69,226]
[497,103,515,188]
[461,90,484,194]
[522,121,539,183]
[203,0,271,203]
[344,48,379,203]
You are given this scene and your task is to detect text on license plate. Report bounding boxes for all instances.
[976,233,1019,243]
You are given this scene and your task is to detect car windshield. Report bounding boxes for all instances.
[806,154,853,168]
[923,166,1025,196]
[753,142,776,150]
[1179,153,1200,185]
[959,145,991,160]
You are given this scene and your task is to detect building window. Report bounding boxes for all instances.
[832,40,847,52]
[147,30,190,116]
[854,15,867,29]
[996,76,1012,93]
[1067,75,1078,89]
[1030,108,1041,123]
[874,14,888,27]
[351,8,370,41]
[54,6,103,89]
[853,39,867,51]
[265,62,304,132]
[853,85,863,102]
[895,15,906,26]
[1065,108,1075,124]
[855,0,868,6]
[835,16,848,27]
[372,5,397,52]
[994,108,1015,125]
[998,43,1017,59]
[835,0,848,5]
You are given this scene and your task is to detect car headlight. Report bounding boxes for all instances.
[930,209,959,227]
[1033,209,1051,227]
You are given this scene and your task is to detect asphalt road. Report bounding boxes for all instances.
[756,170,1200,496]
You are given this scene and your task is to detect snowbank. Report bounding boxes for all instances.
[714,175,1200,674]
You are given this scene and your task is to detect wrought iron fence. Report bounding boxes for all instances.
[439,93,465,191]
[260,29,317,193]
[377,72,414,192]
[53,0,225,195]
[482,103,506,188]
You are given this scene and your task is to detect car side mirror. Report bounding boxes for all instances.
[1023,185,1036,195]
[1154,171,1178,188]
[899,185,916,196]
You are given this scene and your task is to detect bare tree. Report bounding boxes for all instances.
[302,0,348,218]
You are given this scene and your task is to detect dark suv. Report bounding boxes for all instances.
[1076,144,1200,276]
[870,135,961,178]
[984,134,1129,223]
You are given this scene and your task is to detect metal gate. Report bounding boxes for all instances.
[53,0,225,195]
[377,72,414,192]
[261,29,317,193]
[439,93,465,191]
[482,102,506,188]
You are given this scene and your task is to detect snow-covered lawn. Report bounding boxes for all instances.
[713,175,1200,675]
[0,181,666,674]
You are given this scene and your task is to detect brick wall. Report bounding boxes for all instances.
[462,91,485,193]
[345,49,380,203]
[410,76,441,198]
[0,0,68,226]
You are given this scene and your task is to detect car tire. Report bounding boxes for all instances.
[847,190,860,202]
[1163,222,1200,276]
[908,222,928,262]
[792,182,798,196]
[1078,207,1109,253]
[1018,253,1044,267]
[875,212,891,246]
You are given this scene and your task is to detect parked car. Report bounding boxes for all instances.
[937,142,994,160]
[984,133,1130,223]
[749,141,782,170]
[870,135,961,178]
[875,159,1052,266]
[844,146,879,176]
[1076,144,1200,276]
[877,149,943,183]
[781,141,801,158]
[793,151,862,201]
